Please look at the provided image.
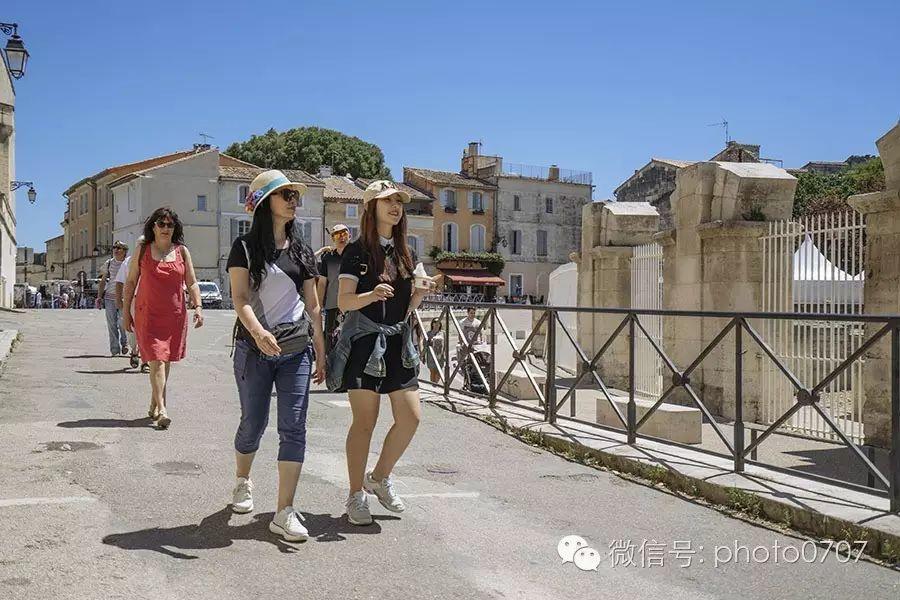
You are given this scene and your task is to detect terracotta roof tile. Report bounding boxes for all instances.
[320,175,366,202]
[217,166,323,187]
[403,167,496,190]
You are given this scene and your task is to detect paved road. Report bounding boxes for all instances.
[0,310,897,599]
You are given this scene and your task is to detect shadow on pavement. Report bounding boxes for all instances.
[102,507,398,559]
[57,417,154,429]
[75,369,142,375]
[64,355,115,359]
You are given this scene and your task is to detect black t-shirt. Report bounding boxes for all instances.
[338,239,416,326]
[226,237,317,352]
[317,249,343,311]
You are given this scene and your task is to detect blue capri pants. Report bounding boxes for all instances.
[233,339,311,462]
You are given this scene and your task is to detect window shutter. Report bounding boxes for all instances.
[230,219,239,244]
[304,221,312,243]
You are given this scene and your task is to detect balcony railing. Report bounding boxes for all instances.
[502,163,592,186]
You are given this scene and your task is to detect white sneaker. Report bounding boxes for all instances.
[269,507,309,542]
[231,477,253,514]
[345,490,373,526]
[363,471,406,513]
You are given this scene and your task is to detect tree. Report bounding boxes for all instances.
[226,127,392,179]
[792,157,885,217]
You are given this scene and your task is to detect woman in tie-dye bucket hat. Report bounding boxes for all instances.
[226,169,326,543]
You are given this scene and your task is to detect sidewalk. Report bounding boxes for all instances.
[421,383,900,562]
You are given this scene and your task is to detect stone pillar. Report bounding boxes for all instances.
[848,123,900,448]
[576,201,658,390]
[662,161,796,419]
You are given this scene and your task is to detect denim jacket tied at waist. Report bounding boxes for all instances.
[325,310,420,392]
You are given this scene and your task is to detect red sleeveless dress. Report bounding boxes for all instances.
[134,244,188,362]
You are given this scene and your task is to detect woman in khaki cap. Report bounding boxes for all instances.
[332,180,438,526]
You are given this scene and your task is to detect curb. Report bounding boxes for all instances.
[0,329,20,372]
[424,391,900,566]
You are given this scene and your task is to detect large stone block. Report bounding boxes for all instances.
[876,123,900,190]
[596,201,659,246]
[596,396,703,444]
[710,162,797,222]
[497,368,546,400]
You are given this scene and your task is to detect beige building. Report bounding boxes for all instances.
[45,234,65,279]
[319,171,366,241]
[0,58,17,306]
[63,149,197,278]
[15,246,45,284]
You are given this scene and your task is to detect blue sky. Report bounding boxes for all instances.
[6,0,899,248]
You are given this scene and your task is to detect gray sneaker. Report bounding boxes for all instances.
[363,471,405,513]
[345,490,373,526]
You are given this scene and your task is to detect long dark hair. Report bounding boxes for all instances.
[360,199,414,283]
[244,197,316,290]
[143,207,185,245]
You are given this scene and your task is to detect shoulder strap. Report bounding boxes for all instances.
[240,239,250,267]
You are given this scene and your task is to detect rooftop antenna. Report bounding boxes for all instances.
[198,132,215,145]
[707,119,730,146]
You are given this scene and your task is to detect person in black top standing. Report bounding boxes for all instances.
[337,180,438,525]
[315,223,351,353]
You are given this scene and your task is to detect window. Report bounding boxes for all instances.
[513,195,521,211]
[546,196,554,214]
[442,189,457,211]
[407,235,422,257]
[443,222,458,252]
[238,185,249,204]
[231,218,251,244]
[346,204,359,218]
[470,224,485,252]
[197,195,208,212]
[511,230,522,255]
[537,230,548,256]
[81,193,87,215]
[348,226,359,240]
[470,191,484,213]
[298,220,313,242]
[510,274,523,297]
[128,185,135,212]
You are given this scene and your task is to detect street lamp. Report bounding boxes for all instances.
[11,181,36,203]
[0,23,29,79]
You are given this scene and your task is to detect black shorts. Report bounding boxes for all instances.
[342,333,419,394]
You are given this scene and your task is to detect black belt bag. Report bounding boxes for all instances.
[234,320,310,356]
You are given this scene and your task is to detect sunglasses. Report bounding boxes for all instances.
[331,230,349,239]
[276,189,301,203]
[155,220,175,229]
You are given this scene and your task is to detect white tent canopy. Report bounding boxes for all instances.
[792,235,863,307]
[547,262,579,373]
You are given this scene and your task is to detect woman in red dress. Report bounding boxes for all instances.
[123,207,204,429]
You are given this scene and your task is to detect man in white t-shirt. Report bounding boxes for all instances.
[98,241,130,356]
[115,237,147,371]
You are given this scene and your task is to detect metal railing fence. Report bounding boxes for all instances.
[414,301,900,512]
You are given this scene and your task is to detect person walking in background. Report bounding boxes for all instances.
[123,208,204,429]
[424,317,444,384]
[116,236,148,372]
[329,180,438,526]
[97,241,130,357]
[227,170,326,542]
[315,223,351,352]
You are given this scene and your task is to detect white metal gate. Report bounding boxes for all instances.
[760,211,866,443]
[631,242,664,398]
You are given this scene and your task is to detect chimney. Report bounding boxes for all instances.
[548,164,560,181]
[468,141,480,157]
[318,165,333,178]
[193,143,212,152]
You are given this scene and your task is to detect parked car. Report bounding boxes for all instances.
[198,281,223,309]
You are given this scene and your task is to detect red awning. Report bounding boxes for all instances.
[440,268,506,287]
